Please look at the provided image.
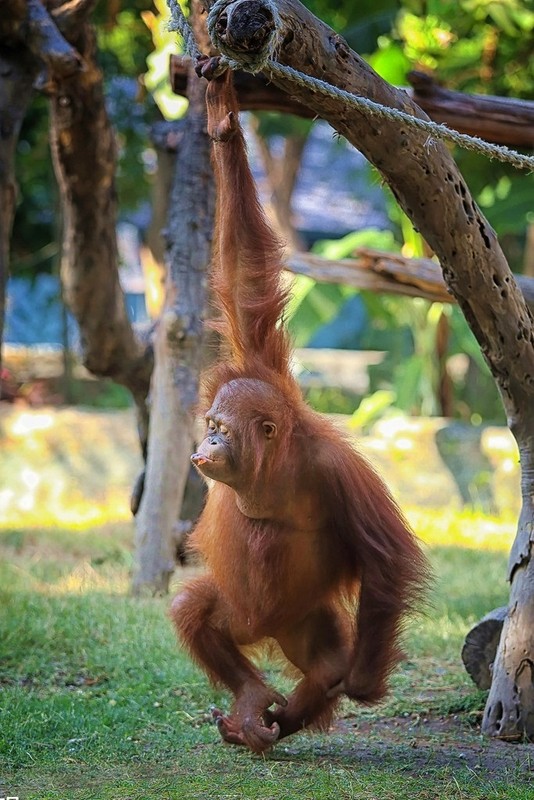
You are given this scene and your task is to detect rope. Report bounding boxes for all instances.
[167,0,534,173]
[266,62,534,172]
[166,0,202,61]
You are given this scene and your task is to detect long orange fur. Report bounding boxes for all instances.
[170,67,429,754]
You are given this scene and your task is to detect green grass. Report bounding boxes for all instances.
[0,515,532,800]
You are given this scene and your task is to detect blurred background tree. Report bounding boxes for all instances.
[11,0,158,280]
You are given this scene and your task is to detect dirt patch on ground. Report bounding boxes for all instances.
[324,712,534,779]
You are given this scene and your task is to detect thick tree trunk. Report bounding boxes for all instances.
[0,3,151,411]
[203,0,534,740]
[132,61,214,595]
[133,120,207,547]
[482,444,534,739]
[0,0,81,369]
[48,16,152,439]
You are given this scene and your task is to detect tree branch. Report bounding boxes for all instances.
[286,249,534,311]
[133,41,215,596]
[407,71,534,149]
[170,55,534,148]
[26,0,82,78]
[203,0,534,741]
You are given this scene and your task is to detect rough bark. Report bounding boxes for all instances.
[132,59,214,595]
[1,1,163,582]
[0,2,151,415]
[482,451,534,739]
[170,55,534,148]
[204,0,534,740]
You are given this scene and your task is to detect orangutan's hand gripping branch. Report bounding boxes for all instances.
[171,63,429,754]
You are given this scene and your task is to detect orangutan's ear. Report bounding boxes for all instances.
[262,421,277,440]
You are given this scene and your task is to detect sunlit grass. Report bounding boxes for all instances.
[0,505,516,605]
[1,502,517,546]
[0,489,132,529]
[0,521,134,598]
[407,505,515,552]
[0,405,141,528]
[30,562,132,596]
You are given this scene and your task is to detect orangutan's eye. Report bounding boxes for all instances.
[207,419,216,432]
[219,424,229,436]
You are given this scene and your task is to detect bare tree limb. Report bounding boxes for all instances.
[407,71,534,149]
[204,0,534,423]
[286,249,534,311]
[0,0,84,78]
[26,0,82,77]
[170,55,534,148]
[133,57,215,595]
[0,0,83,369]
